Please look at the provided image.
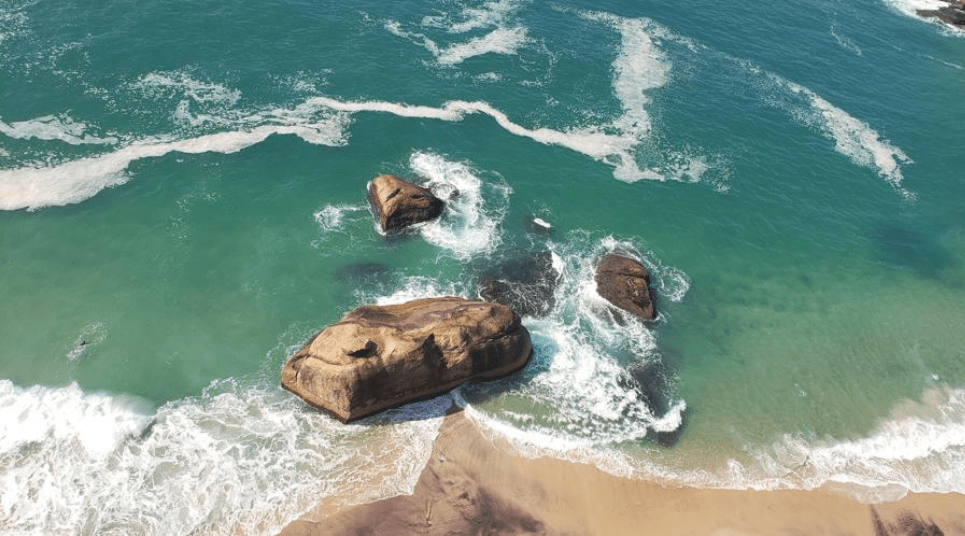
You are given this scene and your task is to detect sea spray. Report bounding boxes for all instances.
[461,235,688,446]
[409,151,511,260]
[881,0,965,35]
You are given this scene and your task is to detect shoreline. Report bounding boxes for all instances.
[280,410,965,536]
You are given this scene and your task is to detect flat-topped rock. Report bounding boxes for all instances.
[595,253,656,321]
[281,297,532,422]
[367,175,444,234]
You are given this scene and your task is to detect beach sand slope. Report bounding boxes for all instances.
[280,411,965,536]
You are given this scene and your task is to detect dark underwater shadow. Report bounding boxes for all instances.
[335,261,396,287]
[866,224,963,288]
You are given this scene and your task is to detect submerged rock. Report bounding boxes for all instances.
[527,216,553,235]
[478,251,560,318]
[595,253,656,321]
[623,360,685,447]
[281,297,533,423]
[367,174,444,234]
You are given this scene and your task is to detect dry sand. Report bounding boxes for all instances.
[279,410,965,536]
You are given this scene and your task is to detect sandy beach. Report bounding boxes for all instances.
[280,410,965,536]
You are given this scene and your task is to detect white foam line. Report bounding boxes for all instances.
[305,96,464,121]
[0,114,118,145]
[781,78,915,199]
[0,118,349,211]
[4,16,672,214]
[382,9,696,184]
[436,26,529,66]
[583,12,670,132]
[830,24,863,56]
[384,21,443,59]
[307,96,632,158]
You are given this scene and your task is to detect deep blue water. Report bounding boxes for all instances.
[2,0,964,533]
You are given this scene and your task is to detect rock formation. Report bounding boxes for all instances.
[367,175,444,234]
[281,297,532,422]
[595,253,656,321]
[918,0,965,28]
[478,251,560,318]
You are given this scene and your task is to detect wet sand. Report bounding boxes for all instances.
[279,411,965,536]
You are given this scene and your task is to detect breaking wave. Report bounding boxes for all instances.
[0,378,447,535]
[460,235,688,447]
[409,151,511,260]
[881,0,965,35]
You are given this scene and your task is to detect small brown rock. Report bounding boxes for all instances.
[595,253,656,321]
[367,175,444,233]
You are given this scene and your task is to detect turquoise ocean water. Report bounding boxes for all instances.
[2,0,964,533]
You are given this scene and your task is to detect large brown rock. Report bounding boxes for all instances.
[281,297,533,422]
[367,175,444,233]
[595,253,656,321]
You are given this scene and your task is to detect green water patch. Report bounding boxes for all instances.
[660,247,965,455]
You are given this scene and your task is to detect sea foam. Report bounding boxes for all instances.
[133,71,243,106]
[0,114,350,211]
[430,0,528,34]
[0,114,118,146]
[435,26,530,66]
[460,235,688,448]
[1,11,697,213]
[0,6,28,47]
[313,203,368,234]
[731,385,965,501]
[778,76,914,199]
[380,8,719,186]
[0,378,447,536]
[385,21,529,67]
[409,151,511,260]
[471,382,965,501]
[384,0,531,67]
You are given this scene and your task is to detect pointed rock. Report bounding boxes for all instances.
[367,175,444,234]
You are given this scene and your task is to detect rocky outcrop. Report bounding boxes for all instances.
[281,297,533,422]
[478,251,560,318]
[595,253,656,321]
[367,175,444,233]
[918,0,965,28]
